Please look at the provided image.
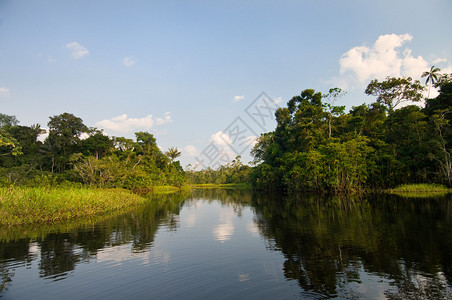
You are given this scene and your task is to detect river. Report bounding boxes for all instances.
[1,189,452,299]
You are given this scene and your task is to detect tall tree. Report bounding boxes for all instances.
[0,114,22,157]
[365,77,424,114]
[0,130,22,157]
[422,66,441,98]
[134,131,167,171]
[284,89,326,152]
[0,113,19,127]
[324,88,346,139]
[7,124,45,160]
[82,129,113,159]
[430,110,452,186]
[165,147,181,164]
[135,131,158,155]
[46,112,87,172]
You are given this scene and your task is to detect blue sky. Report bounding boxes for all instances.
[1,0,451,168]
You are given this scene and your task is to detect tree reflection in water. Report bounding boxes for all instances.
[0,192,187,291]
[252,192,452,299]
[1,190,452,299]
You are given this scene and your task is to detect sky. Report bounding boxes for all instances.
[1,0,452,169]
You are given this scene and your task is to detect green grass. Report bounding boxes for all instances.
[388,183,451,198]
[0,187,190,242]
[0,208,125,242]
[0,186,149,226]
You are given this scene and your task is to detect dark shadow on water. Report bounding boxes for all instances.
[251,192,452,299]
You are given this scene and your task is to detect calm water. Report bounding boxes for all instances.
[1,190,452,299]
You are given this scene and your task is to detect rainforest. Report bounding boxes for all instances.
[2,72,452,197]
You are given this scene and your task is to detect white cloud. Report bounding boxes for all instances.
[401,48,429,80]
[211,131,232,146]
[80,132,90,140]
[96,114,154,134]
[233,95,245,102]
[155,112,172,125]
[123,57,135,67]
[273,96,283,104]
[0,87,10,95]
[441,65,452,74]
[95,112,172,135]
[243,135,258,147]
[37,128,49,142]
[184,145,198,156]
[336,33,429,90]
[66,42,89,59]
[432,58,448,65]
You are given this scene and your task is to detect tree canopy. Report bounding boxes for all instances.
[2,70,452,192]
[251,74,452,192]
[365,76,424,113]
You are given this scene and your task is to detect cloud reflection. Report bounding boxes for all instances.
[246,221,259,237]
[97,245,150,267]
[184,213,197,228]
[213,223,234,242]
[213,210,235,242]
[238,273,250,282]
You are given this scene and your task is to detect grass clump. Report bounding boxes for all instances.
[388,184,451,198]
[0,186,149,226]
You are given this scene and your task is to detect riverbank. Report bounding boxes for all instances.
[0,186,191,242]
[2,182,446,228]
[0,184,254,228]
[388,183,451,198]
[0,186,152,226]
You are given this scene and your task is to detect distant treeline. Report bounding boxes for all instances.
[1,70,452,192]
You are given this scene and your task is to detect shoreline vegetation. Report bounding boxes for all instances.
[0,184,252,229]
[0,186,189,242]
[1,182,448,230]
[1,71,452,231]
[0,186,149,226]
[388,183,451,198]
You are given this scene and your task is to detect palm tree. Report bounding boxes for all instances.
[30,123,46,143]
[165,147,181,164]
[422,66,441,98]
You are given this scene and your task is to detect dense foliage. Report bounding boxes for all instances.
[251,74,452,192]
[0,112,253,190]
[0,113,186,192]
[2,71,452,193]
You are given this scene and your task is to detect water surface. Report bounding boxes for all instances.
[1,190,452,299]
